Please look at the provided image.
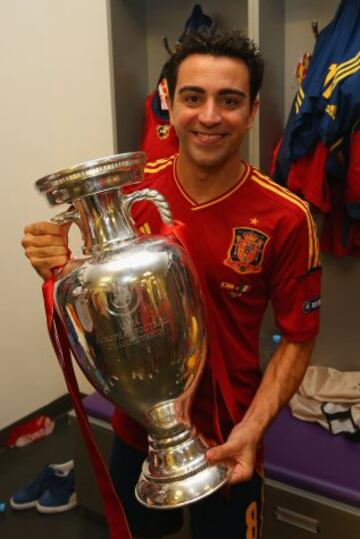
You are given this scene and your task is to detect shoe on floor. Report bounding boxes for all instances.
[10,460,74,510]
[36,467,77,514]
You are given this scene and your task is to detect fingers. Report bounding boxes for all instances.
[24,244,70,260]
[206,441,254,484]
[24,221,69,238]
[21,221,71,280]
[22,233,68,249]
[28,255,70,280]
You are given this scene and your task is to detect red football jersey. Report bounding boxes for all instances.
[286,141,332,213]
[113,155,321,456]
[346,129,360,207]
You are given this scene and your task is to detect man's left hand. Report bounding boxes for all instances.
[206,423,259,484]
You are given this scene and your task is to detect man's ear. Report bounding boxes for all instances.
[247,99,259,130]
[166,96,174,126]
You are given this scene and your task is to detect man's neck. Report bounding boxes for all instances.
[176,152,245,205]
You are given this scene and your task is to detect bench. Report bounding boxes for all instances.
[69,393,360,538]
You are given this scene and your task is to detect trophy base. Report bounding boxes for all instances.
[135,429,230,509]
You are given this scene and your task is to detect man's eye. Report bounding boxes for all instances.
[221,97,239,108]
[185,95,200,105]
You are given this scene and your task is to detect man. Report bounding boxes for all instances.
[22,29,321,539]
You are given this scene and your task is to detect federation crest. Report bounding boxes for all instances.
[156,124,171,140]
[224,227,269,275]
[107,282,140,316]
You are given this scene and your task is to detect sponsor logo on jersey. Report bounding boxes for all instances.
[224,227,269,275]
[220,281,252,298]
[303,296,321,314]
[156,124,171,140]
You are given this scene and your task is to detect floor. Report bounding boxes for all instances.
[0,414,108,539]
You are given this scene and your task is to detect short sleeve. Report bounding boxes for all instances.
[270,209,321,342]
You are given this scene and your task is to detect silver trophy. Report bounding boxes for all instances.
[36,152,229,509]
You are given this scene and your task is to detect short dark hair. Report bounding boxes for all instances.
[164,28,265,105]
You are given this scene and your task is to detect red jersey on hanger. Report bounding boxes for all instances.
[140,83,179,163]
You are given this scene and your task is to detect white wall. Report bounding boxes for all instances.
[0,0,115,430]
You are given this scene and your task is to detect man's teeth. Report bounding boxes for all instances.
[196,133,223,142]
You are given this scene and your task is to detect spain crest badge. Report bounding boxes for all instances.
[156,124,171,140]
[224,227,269,275]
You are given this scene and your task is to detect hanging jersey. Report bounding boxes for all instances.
[319,123,360,256]
[346,128,360,219]
[286,140,331,213]
[294,52,312,85]
[140,87,179,163]
[273,0,360,184]
[113,156,321,452]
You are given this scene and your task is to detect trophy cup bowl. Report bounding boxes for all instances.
[36,152,229,508]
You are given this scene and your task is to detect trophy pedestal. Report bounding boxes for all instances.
[135,428,229,509]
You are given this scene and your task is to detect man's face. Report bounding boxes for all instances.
[168,54,259,170]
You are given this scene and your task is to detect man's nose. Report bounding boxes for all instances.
[198,100,221,126]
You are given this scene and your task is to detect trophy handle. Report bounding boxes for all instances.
[51,205,81,229]
[50,205,84,258]
[123,189,173,225]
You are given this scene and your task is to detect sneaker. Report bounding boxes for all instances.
[10,460,74,510]
[36,467,77,514]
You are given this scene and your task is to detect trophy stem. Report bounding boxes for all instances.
[135,427,229,509]
[74,191,136,254]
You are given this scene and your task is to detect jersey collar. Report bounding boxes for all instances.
[172,155,251,210]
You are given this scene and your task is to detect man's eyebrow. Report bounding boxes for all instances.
[177,86,247,99]
[178,86,205,94]
[218,88,247,99]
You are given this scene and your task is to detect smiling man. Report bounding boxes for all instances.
[22,29,321,539]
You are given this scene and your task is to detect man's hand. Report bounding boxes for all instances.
[206,422,259,484]
[21,221,70,280]
[206,338,315,485]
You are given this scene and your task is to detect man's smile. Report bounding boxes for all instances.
[192,131,228,144]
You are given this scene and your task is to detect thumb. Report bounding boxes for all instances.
[206,440,237,464]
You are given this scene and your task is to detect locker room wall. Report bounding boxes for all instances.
[258,0,285,174]
[109,0,148,154]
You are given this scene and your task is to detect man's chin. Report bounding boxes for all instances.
[187,148,229,170]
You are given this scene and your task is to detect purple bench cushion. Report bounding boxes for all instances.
[82,392,115,423]
[82,393,360,507]
[264,406,360,507]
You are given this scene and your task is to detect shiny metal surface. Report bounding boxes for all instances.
[36,152,229,508]
[36,152,146,205]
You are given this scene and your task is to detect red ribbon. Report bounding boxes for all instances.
[42,276,132,539]
[160,220,242,441]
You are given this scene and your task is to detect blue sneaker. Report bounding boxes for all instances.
[36,467,77,514]
[10,461,74,510]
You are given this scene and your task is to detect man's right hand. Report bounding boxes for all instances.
[21,221,71,280]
